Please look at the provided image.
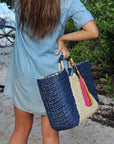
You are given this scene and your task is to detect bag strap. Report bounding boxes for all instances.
[58,55,81,75]
[69,57,80,75]
[58,60,64,71]
[58,54,64,71]
[58,55,72,71]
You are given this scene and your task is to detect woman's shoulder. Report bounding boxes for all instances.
[61,0,82,12]
[61,0,72,9]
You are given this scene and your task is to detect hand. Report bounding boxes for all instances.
[54,38,70,59]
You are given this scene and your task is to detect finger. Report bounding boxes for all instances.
[54,49,61,56]
[62,52,70,59]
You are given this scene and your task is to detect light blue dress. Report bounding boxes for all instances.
[4,0,94,115]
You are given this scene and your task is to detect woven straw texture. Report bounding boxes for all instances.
[37,69,79,131]
[69,72,99,124]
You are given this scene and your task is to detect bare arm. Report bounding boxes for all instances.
[54,20,99,59]
[58,21,99,41]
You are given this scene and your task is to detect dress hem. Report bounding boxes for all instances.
[4,90,47,116]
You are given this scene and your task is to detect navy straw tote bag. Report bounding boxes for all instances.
[37,55,99,131]
[37,57,79,131]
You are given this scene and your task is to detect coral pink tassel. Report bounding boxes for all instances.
[79,75,92,106]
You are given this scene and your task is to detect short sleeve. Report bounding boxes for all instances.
[68,0,94,30]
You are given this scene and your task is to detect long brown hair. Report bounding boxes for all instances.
[16,0,61,39]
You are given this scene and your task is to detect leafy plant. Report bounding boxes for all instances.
[100,73,114,97]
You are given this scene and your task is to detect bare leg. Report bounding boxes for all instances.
[9,105,34,144]
[41,115,59,144]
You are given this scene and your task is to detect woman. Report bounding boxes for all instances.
[4,0,99,144]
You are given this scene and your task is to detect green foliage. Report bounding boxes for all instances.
[82,0,114,66]
[64,18,77,34]
[100,74,114,97]
[70,40,104,70]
